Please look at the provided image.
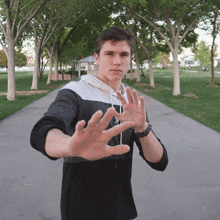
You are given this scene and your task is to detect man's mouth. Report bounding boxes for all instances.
[110,69,122,72]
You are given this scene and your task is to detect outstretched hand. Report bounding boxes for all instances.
[116,87,147,133]
[67,107,134,160]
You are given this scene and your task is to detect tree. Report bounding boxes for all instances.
[127,21,170,86]
[45,38,58,84]
[24,0,92,89]
[0,0,48,100]
[194,40,211,69]
[52,0,113,79]
[0,49,27,67]
[124,0,210,95]
[199,7,220,84]
[112,4,159,86]
[153,52,170,68]
[0,50,7,67]
[129,24,155,85]
[15,50,27,67]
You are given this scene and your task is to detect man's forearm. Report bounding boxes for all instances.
[44,108,134,161]
[45,129,71,158]
[138,131,164,163]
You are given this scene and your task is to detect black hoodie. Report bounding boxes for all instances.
[30,74,168,220]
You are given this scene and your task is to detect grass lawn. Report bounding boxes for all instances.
[123,65,220,133]
[1,67,220,133]
[0,71,70,120]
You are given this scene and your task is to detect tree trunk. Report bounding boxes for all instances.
[140,68,147,77]
[31,45,40,89]
[47,55,53,84]
[211,45,215,83]
[172,48,180,96]
[39,56,44,79]
[136,64,141,82]
[129,57,133,80]
[148,58,155,87]
[135,53,141,82]
[7,36,16,100]
[72,59,75,75]
[54,42,59,81]
[136,64,140,82]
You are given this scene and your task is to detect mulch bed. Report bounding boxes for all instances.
[0,90,49,96]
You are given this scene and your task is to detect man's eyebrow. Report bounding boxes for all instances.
[104,50,114,53]
[103,51,130,54]
[121,52,130,55]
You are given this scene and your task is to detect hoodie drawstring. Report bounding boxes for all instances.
[110,92,123,145]
[81,74,125,146]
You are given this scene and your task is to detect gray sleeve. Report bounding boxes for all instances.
[30,89,80,160]
[134,112,168,171]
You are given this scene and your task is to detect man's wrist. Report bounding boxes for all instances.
[135,123,152,138]
[134,123,148,133]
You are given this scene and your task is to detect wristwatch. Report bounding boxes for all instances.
[136,124,152,138]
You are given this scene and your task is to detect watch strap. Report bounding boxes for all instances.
[136,124,152,138]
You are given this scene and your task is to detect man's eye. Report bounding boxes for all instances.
[107,52,113,55]
[121,53,128,57]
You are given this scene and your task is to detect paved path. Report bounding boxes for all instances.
[0,85,220,220]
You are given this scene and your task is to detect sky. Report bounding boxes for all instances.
[195,28,220,58]
[172,27,220,61]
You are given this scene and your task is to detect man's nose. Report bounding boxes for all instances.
[113,55,121,65]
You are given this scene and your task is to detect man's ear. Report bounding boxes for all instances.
[94,53,100,66]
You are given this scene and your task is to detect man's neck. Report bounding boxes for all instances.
[96,75,121,91]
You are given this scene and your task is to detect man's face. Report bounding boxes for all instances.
[94,40,131,88]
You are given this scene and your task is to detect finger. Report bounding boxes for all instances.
[105,121,134,138]
[105,145,130,157]
[116,90,127,105]
[126,86,134,103]
[75,120,86,131]
[132,89,139,105]
[87,110,103,128]
[140,96,145,111]
[112,110,123,122]
[97,107,117,131]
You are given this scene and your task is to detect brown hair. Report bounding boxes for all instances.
[94,26,133,55]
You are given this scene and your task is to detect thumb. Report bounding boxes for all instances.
[113,110,123,121]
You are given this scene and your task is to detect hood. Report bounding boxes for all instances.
[80,74,126,98]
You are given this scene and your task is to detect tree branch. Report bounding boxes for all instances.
[163,6,175,38]
[179,17,200,44]
[125,4,174,52]
[14,0,47,44]
[12,0,20,32]
[42,22,58,48]
[59,26,76,53]
[10,0,14,9]
[0,39,9,57]
[4,0,12,32]
[175,16,183,39]
[42,19,52,46]
[0,20,7,39]
[45,33,59,58]
[20,0,36,11]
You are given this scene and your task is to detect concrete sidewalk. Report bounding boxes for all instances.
[0,85,220,220]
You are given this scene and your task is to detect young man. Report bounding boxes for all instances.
[30,26,168,220]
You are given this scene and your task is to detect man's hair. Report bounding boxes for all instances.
[94,26,133,55]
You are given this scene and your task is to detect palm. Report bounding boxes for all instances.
[116,87,147,132]
[122,102,145,127]
[68,108,134,160]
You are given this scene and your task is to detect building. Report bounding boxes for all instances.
[77,55,98,77]
[180,55,200,67]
